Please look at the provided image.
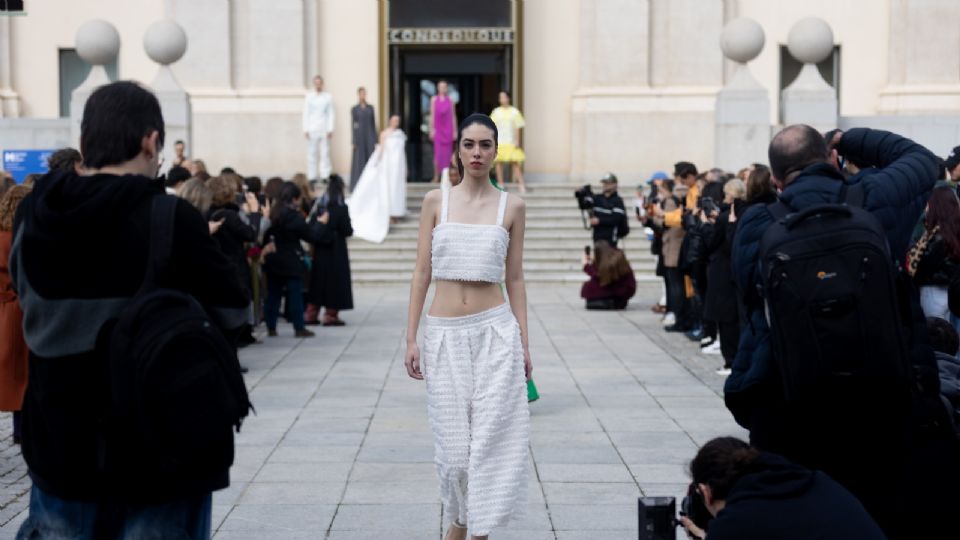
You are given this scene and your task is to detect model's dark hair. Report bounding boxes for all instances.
[47,147,82,172]
[927,317,960,356]
[768,124,829,181]
[674,161,698,179]
[689,437,760,500]
[271,182,302,222]
[746,164,774,202]
[926,185,960,259]
[81,81,165,169]
[455,113,499,178]
[326,174,346,205]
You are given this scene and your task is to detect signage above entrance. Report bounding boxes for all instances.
[388,28,514,45]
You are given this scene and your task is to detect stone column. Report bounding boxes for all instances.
[780,17,837,132]
[0,18,20,118]
[70,20,120,148]
[714,18,769,172]
[144,20,190,169]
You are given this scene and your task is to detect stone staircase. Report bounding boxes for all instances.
[347,183,658,284]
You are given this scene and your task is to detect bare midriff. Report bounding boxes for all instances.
[428,280,506,317]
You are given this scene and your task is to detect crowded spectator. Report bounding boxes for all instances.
[0,185,30,445]
[589,173,628,245]
[291,172,316,214]
[908,185,960,320]
[306,174,354,326]
[263,176,285,205]
[701,179,746,372]
[679,437,884,540]
[22,174,41,187]
[179,177,213,216]
[208,174,262,346]
[244,175,263,200]
[262,182,324,338]
[164,165,191,195]
[185,158,207,177]
[728,125,958,537]
[944,145,960,182]
[0,173,14,197]
[580,240,635,310]
[46,147,82,174]
[11,80,249,538]
[654,181,687,330]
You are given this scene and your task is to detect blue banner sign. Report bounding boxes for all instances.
[3,149,55,183]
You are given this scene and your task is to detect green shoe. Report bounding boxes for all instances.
[527,379,540,403]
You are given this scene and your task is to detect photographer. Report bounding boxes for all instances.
[588,173,628,245]
[680,437,883,540]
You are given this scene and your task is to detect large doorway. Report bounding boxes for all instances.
[394,49,507,181]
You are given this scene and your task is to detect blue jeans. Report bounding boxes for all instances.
[264,274,305,331]
[16,485,211,540]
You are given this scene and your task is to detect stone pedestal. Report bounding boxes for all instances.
[780,17,837,132]
[70,20,121,148]
[144,20,191,168]
[714,18,769,171]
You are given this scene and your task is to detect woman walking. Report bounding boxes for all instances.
[308,175,354,326]
[430,81,457,184]
[406,114,531,540]
[262,182,323,338]
[490,91,527,193]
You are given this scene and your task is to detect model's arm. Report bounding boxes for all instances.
[429,96,436,141]
[504,195,532,380]
[405,189,440,380]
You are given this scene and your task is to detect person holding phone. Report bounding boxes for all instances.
[580,240,636,310]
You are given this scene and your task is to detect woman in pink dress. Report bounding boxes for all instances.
[430,80,457,183]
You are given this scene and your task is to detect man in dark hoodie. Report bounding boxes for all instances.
[680,437,885,539]
[11,81,248,538]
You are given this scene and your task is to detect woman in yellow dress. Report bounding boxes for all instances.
[490,91,527,193]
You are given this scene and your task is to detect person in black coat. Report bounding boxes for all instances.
[262,182,323,338]
[208,174,262,345]
[680,437,884,540]
[307,174,354,326]
[590,173,628,245]
[701,179,747,371]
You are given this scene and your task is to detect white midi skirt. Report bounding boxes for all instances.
[421,303,530,535]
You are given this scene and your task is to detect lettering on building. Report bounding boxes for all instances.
[388,28,514,44]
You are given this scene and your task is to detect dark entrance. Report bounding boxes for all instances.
[392,49,509,181]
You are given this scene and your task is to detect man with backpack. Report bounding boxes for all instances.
[11,81,251,538]
[727,124,957,538]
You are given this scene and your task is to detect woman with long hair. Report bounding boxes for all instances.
[405,114,530,540]
[262,182,323,337]
[581,240,636,309]
[430,80,457,184]
[908,185,960,320]
[0,185,31,444]
[306,174,354,326]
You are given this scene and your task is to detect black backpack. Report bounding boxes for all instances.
[758,184,910,403]
[102,196,252,475]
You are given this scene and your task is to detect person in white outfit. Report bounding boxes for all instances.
[303,75,335,182]
[347,114,407,243]
[405,114,531,540]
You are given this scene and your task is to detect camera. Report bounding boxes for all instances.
[638,484,711,540]
[574,184,595,210]
[698,196,718,215]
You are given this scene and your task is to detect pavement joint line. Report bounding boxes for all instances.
[554,289,698,495]
[322,290,403,539]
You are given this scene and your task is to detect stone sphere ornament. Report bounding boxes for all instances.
[720,18,765,64]
[787,17,834,64]
[75,19,121,66]
[144,20,188,66]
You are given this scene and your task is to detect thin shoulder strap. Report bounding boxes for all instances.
[496,190,509,226]
[440,183,450,224]
[140,195,178,294]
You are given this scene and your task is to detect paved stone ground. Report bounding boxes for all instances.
[0,283,746,539]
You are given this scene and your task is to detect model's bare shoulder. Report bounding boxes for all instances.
[423,188,442,206]
[507,192,526,214]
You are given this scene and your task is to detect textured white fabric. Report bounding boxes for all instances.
[422,303,529,535]
[347,129,407,243]
[431,186,509,283]
[306,132,331,181]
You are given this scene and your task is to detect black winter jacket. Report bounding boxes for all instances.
[705,453,885,540]
[262,206,324,278]
[210,203,260,295]
[592,191,628,245]
[10,170,249,502]
[913,233,960,287]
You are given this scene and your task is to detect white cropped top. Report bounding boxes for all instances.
[431,186,510,283]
